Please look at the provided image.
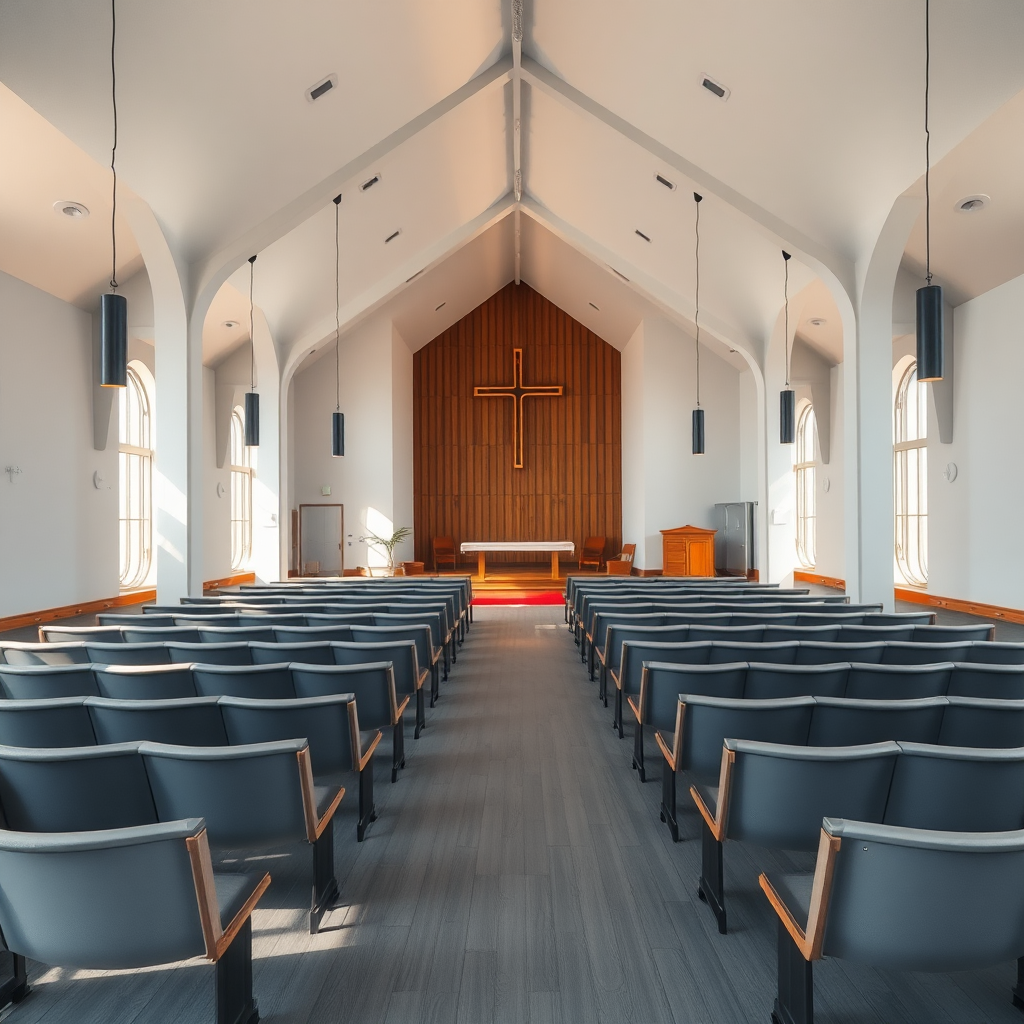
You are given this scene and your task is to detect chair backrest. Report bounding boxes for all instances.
[167,642,253,665]
[880,641,973,665]
[219,693,358,776]
[0,698,96,747]
[710,642,798,664]
[938,696,1024,748]
[884,742,1024,832]
[95,665,198,701]
[948,663,1024,700]
[250,641,335,665]
[581,536,605,564]
[333,640,419,696]
[795,642,884,664]
[640,663,746,727]
[0,742,157,832]
[966,642,1024,665]
[86,696,228,746]
[291,662,397,728]
[808,697,945,746]
[0,664,100,700]
[0,818,211,969]
[85,643,171,665]
[140,738,309,847]
[272,625,354,643]
[843,663,953,701]
[0,643,91,667]
[725,740,898,851]
[191,663,295,699]
[121,627,202,644]
[820,817,1024,971]
[743,662,850,699]
[433,536,455,568]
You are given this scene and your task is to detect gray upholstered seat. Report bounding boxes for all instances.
[95,663,199,700]
[0,818,268,1023]
[760,819,1024,1024]
[86,696,228,746]
[140,738,343,932]
[192,663,296,699]
[0,664,100,700]
[219,693,381,841]
[690,740,899,933]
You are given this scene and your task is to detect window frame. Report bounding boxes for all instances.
[230,407,254,571]
[893,358,928,587]
[118,363,154,589]
[794,401,817,570]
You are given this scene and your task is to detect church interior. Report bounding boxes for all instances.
[2,1,1024,1022]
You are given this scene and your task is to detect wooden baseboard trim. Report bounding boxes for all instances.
[794,571,846,591]
[202,573,256,592]
[894,587,1024,625]
[0,590,156,633]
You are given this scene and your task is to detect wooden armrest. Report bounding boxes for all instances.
[417,669,429,690]
[626,695,643,723]
[358,729,383,772]
[654,729,676,769]
[610,669,622,691]
[689,747,735,841]
[297,746,345,842]
[395,694,411,721]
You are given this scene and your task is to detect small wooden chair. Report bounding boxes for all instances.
[606,543,636,576]
[580,536,606,572]
[432,536,456,573]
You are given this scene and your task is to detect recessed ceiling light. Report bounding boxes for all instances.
[635,229,651,242]
[700,74,730,100]
[956,194,989,213]
[435,302,446,311]
[589,302,600,310]
[384,229,401,244]
[306,74,337,103]
[222,320,239,329]
[54,200,89,219]
[808,317,827,327]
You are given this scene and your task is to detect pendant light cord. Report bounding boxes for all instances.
[693,192,702,408]
[924,0,932,285]
[109,0,118,292]
[334,195,342,412]
[248,255,257,392]
[783,250,791,386]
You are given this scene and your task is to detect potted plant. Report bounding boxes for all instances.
[365,526,413,576]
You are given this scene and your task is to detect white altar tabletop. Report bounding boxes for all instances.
[460,541,575,553]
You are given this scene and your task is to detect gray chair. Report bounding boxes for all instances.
[219,694,381,842]
[939,695,1024,748]
[795,642,883,664]
[0,664,100,700]
[140,739,343,933]
[760,819,1024,1024]
[351,625,440,707]
[86,696,228,746]
[967,642,1024,665]
[0,818,268,1024]
[881,641,973,665]
[743,663,849,700]
[292,662,408,782]
[843,662,952,700]
[95,664,199,700]
[193,664,296,700]
[0,642,91,666]
[85,642,171,665]
[0,698,95,747]
[712,641,799,664]
[250,641,334,665]
[948,662,1024,699]
[806,696,945,746]
[168,642,253,665]
[333,640,426,738]
[689,740,899,934]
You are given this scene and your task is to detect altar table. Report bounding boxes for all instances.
[460,541,576,580]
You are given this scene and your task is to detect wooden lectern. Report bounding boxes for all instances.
[660,525,717,577]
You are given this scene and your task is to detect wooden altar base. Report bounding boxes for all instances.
[434,564,587,595]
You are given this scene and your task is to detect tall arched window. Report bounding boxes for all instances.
[794,403,817,569]
[893,358,928,586]
[118,364,153,588]
[230,407,254,570]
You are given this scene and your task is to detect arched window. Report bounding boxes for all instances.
[794,403,817,569]
[230,407,254,570]
[893,358,928,586]
[118,364,153,588]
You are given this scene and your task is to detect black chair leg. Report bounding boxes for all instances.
[1012,957,1024,1011]
[392,720,406,783]
[600,667,608,707]
[430,666,438,708]
[697,820,727,934]
[357,756,378,842]
[632,724,646,781]
[0,953,29,1011]
[309,825,340,934]
[660,765,679,842]
[613,689,624,739]
[216,918,259,1024]
[773,920,814,1024]
[415,690,425,738]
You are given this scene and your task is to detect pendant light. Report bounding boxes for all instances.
[99,0,127,387]
[916,0,943,381]
[691,192,705,455]
[331,194,345,457]
[244,255,260,447]
[780,250,795,445]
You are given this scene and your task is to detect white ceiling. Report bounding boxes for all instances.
[1,0,1023,373]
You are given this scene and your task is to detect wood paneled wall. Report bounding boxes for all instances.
[413,282,622,567]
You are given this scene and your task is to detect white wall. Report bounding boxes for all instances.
[290,315,414,571]
[925,273,1024,608]
[0,270,119,615]
[811,363,846,581]
[203,366,233,581]
[621,316,742,571]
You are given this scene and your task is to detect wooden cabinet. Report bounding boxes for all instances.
[660,525,717,577]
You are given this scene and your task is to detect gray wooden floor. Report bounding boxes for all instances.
[8,605,1023,1023]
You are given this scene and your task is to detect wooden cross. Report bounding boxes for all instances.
[473,347,563,469]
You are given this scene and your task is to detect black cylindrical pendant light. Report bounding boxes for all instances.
[691,192,705,455]
[915,0,944,381]
[780,250,795,444]
[100,292,127,387]
[331,194,346,457]
[99,0,128,387]
[244,254,260,447]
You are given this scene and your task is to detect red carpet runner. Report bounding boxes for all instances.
[471,592,564,606]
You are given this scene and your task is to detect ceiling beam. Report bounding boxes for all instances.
[520,56,856,301]
[191,54,515,319]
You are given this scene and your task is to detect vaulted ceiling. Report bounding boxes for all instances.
[2,0,1023,372]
